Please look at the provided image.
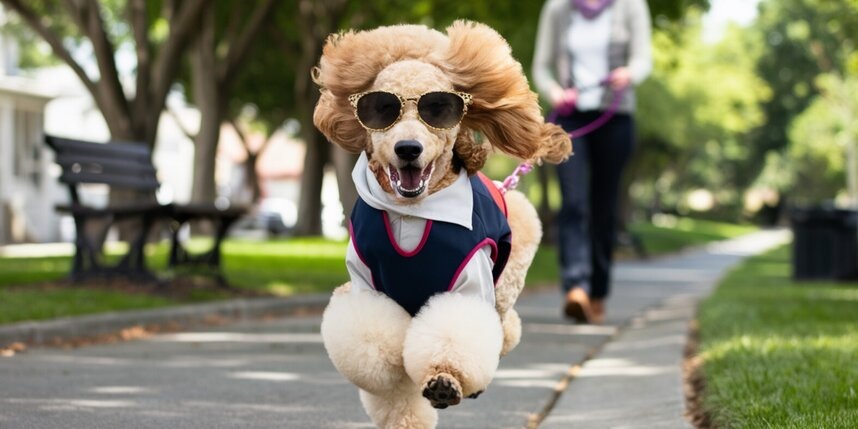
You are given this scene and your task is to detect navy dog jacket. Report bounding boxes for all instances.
[350,174,511,316]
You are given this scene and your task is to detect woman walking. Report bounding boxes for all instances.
[532,0,652,324]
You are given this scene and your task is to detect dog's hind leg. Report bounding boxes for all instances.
[403,293,503,408]
[494,189,542,355]
[320,284,412,394]
[359,381,438,429]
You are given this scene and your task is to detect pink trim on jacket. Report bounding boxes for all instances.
[447,239,498,291]
[382,211,433,258]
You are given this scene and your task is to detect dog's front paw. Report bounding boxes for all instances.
[421,373,462,409]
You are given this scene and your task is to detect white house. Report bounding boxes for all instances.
[0,77,56,244]
[0,28,57,244]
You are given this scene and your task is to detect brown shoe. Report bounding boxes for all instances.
[563,288,594,323]
[590,299,605,325]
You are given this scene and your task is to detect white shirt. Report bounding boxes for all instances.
[346,152,497,306]
[567,7,613,111]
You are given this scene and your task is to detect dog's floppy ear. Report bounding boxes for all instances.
[312,32,371,154]
[453,131,489,175]
[313,86,367,153]
[444,21,571,163]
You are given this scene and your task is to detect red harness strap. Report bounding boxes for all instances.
[476,172,508,218]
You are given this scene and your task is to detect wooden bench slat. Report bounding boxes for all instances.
[55,157,157,177]
[46,136,152,161]
[56,203,168,216]
[59,171,160,189]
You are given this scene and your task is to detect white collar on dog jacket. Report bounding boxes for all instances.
[352,152,474,230]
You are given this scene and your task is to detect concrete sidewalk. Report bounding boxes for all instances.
[0,230,789,428]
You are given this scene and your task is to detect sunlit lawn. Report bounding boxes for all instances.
[0,237,349,324]
[0,216,756,324]
[697,245,858,428]
[526,216,759,285]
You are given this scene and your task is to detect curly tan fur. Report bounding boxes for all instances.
[315,21,573,429]
[312,21,571,165]
[452,131,489,175]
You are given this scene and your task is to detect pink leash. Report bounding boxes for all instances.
[547,85,626,139]
[499,84,626,194]
[499,162,534,194]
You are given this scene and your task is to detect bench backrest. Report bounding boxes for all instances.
[45,135,160,203]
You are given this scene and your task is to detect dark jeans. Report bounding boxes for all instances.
[556,111,635,299]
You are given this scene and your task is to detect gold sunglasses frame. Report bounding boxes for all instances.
[347,90,473,132]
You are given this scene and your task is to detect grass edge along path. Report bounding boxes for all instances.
[694,244,858,429]
[0,217,756,325]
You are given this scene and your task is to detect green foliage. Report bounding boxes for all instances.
[782,76,857,204]
[230,0,707,134]
[0,14,56,69]
[697,245,858,428]
[632,10,769,217]
[746,0,858,186]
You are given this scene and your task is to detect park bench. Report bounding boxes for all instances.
[45,135,247,285]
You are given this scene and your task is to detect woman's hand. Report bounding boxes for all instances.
[608,67,632,90]
[551,87,578,114]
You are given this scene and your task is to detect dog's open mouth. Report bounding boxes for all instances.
[388,162,434,198]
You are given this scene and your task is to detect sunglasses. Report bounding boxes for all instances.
[348,90,473,132]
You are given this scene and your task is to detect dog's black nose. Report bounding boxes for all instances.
[394,140,423,162]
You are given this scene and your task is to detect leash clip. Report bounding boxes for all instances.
[499,162,534,194]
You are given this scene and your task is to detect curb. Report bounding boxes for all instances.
[0,293,330,348]
[540,292,701,429]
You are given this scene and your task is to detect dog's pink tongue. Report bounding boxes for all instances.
[399,167,422,190]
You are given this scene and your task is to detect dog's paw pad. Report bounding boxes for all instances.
[422,374,461,409]
[467,390,484,399]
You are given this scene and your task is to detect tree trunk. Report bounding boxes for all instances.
[293,43,327,236]
[331,147,359,220]
[245,154,263,203]
[294,127,329,236]
[191,109,222,205]
[190,6,221,205]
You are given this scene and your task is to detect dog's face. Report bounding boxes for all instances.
[365,60,460,203]
[313,22,573,204]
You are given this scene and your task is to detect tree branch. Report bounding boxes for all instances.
[167,107,197,141]
[129,0,151,120]
[229,117,252,155]
[150,0,208,114]
[0,0,98,96]
[81,0,132,129]
[257,125,279,157]
[60,0,87,30]
[218,0,277,88]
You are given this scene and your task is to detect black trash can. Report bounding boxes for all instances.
[790,207,858,281]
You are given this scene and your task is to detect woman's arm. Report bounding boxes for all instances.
[627,0,653,84]
[532,0,566,102]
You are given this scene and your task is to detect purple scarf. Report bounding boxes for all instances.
[573,0,615,19]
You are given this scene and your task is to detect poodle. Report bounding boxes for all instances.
[313,21,572,429]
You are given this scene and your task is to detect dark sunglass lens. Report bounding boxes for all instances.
[356,92,401,130]
[417,92,465,129]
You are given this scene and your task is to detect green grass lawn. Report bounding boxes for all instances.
[0,216,755,325]
[0,237,350,324]
[696,245,858,428]
[526,216,758,285]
